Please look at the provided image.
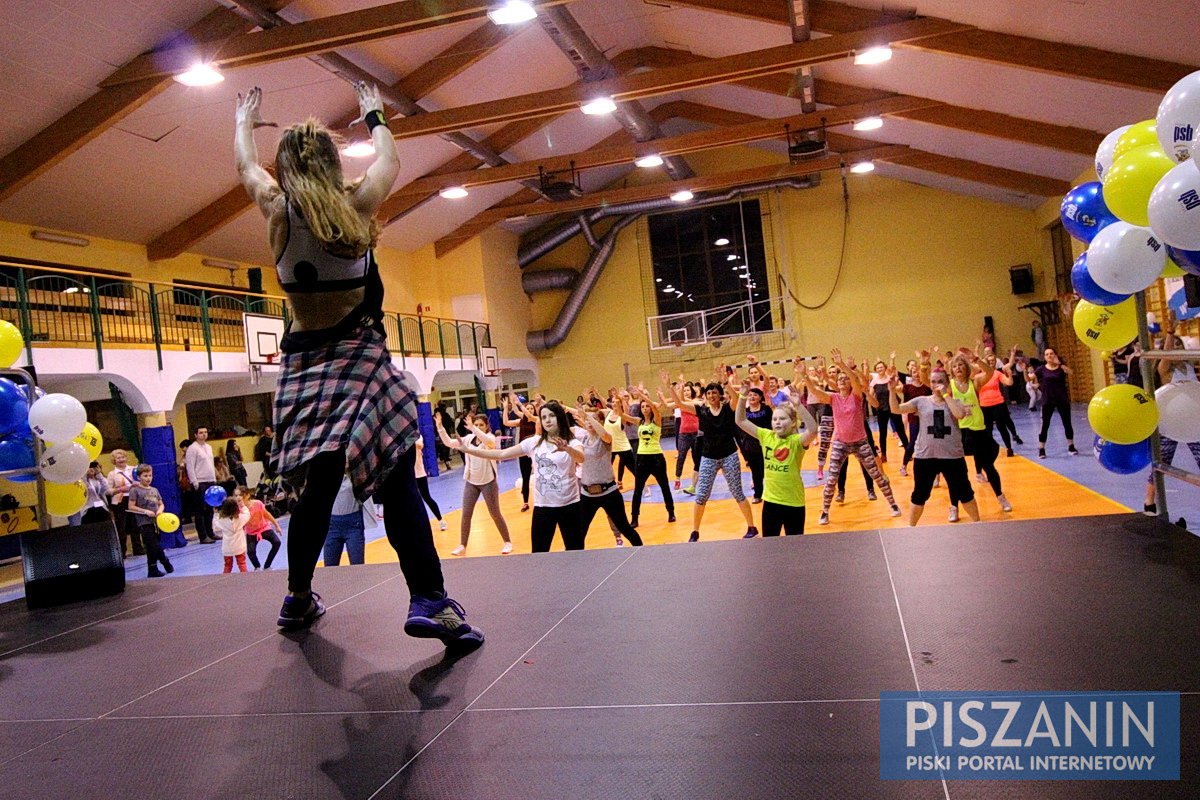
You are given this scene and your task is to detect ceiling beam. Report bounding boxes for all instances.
[146,22,515,261]
[0,6,271,205]
[657,0,1197,92]
[101,0,575,87]
[384,18,970,140]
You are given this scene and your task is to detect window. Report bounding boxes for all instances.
[647,199,772,335]
[186,393,273,439]
[83,400,135,452]
[1049,221,1074,297]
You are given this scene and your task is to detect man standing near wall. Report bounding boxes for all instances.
[186,426,220,543]
[255,425,276,479]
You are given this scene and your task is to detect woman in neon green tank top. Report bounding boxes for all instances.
[629,389,675,528]
[949,354,1012,517]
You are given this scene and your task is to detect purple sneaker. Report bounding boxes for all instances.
[277,592,326,631]
[404,594,485,649]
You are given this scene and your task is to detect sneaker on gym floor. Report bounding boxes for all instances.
[688,531,700,542]
[1038,449,1047,459]
[1143,503,1157,516]
[816,469,824,481]
[743,527,759,539]
[1006,448,1015,458]
[451,545,466,556]
[836,493,845,504]
[1068,445,1079,455]
[615,536,625,547]
[673,480,681,490]
[890,505,902,517]
[947,506,959,523]
[998,495,1013,512]
[404,594,484,648]
[277,592,326,631]
[868,492,877,501]
[818,512,829,525]
[439,520,447,531]
[500,542,513,554]
[667,514,676,523]
[1013,435,1024,445]
[682,485,696,496]
[899,465,907,477]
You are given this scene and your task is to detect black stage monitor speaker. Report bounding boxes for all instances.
[20,521,125,609]
[1009,264,1034,295]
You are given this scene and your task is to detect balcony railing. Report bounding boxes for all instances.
[0,261,490,371]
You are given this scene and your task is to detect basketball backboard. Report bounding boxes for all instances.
[244,313,286,365]
[479,345,499,377]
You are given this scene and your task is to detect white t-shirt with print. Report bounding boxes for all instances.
[519,436,580,508]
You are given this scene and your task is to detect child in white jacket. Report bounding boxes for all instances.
[215,497,252,573]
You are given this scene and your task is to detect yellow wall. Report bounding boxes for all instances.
[527,147,1055,398]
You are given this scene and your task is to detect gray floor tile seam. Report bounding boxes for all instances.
[0,719,94,770]
[94,569,408,722]
[877,530,953,800]
[364,545,644,800]
[0,576,227,660]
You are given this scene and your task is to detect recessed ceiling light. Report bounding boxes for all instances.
[850,161,876,174]
[655,278,662,283]
[487,1,537,25]
[439,186,469,199]
[853,116,884,131]
[581,96,617,115]
[726,254,738,261]
[174,64,224,87]
[854,46,892,66]
[341,141,375,158]
[670,190,694,203]
[714,238,730,246]
[635,154,664,168]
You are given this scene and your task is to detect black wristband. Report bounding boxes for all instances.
[364,109,388,131]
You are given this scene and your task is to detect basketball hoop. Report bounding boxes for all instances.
[265,352,279,365]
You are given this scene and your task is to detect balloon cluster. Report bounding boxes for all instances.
[1061,72,1200,474]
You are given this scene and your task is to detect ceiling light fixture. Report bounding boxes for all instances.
[635,154,664,168]
[853,116,884,132]
[850,161,876,174]
[30,229,89,247]
[174,64,224,87]
[581,96,617,115]
[439,186,469,199]
[487,1,537,25]
[726,254,738,261]
[655,278,662,283]
[714,238,730,246]
[670,190,694,203]
[854,46,892,66]
[341,141,375,158]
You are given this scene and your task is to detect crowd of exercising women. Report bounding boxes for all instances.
[431,341,1056,550]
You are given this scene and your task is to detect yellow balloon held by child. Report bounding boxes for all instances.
[1072,298,1137,351]
[0,319,24,369]
[157,512,180,533]
[1088,384,1158,445]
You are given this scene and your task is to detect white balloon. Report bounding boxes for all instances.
[1155,381,1200,442]
[27,394,87,443]
[1148,159,1200,250]
[1085,221,1168,294]
[39,442,90,483]
[1096,124,1132,181]
[1157,70,1200,163]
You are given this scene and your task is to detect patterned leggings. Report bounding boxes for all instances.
[695,452,746,505]
[816,413,834,469]
[822,439,895,511]
[1147,437,1200,485]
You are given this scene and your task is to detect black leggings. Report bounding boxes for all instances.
[675,432,700,478]
[416,476,442,520]
[962,428,1002,497]
[1039,400,1074,444]
[579,490,642,546]
[737,436,765,501]
[762,502,805,536]
[910,458,975,506]
[286,447,443,597]
[631,453,675,522]
[904,415,919,467]
[982,403,1019,450]
[837,459,873,494]
[531,502,584,552]
[246,529,282,570]
[873,407,910,459]
[518,455,532,504]
[612,450,635,483]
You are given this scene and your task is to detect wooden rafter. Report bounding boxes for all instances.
[146,22,515,261]
[384,19,970,140]
[101,0,576,87]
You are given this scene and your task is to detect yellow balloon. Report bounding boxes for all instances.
[1102,145,1174,226]
[1088,384,1158,445]
[1100,350,1111,360]
[157,512,180,533]
[0,320,23,369]
[44,480,86,517]
[1112,119,1159,162]
[73,422,103,460]
[1072,298,1138,350]
[1163,257,1186,278]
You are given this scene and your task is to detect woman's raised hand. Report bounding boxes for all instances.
[235,86,276,129]
[659,369,671,386]
[352,81,384,125]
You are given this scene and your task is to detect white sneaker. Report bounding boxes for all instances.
[948,506,959,523]
[615,536,625,547]
[500,542,513,555]
[439,520,447,531]
[451,545,466,556]
[898,465,907,477]
[998,495,1013,512]
[889,505,901,517]
[975,473,987,484]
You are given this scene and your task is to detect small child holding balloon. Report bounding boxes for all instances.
[126,464,174,578]
[215,496,252,573]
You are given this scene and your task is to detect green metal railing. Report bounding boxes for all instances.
[0,261,491,371]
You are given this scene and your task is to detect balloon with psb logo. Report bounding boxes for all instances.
[27,393,86,443]
[1059,182,1119,243]
[1088,384,1158,445]
[1070,253,1129,306]
[1147,159,1200,250]
[1072,298,1137,351]
[157,512,181,533]
[73,422,103,460]
[0,320,24,369]
[45,480,86,517]
[1102,145,1174,226]
[38,442,90,483]
[1155,381,1200,442]
[1156,70,1200,163]
[1084,221,1167,294]
[1113,119,1159,163]
[1093,436,1152,475]
[1095,124,1132,181]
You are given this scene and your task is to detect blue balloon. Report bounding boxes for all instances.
[1167,245,1200,277]
[204,485,228,507]
[1060,182,1119,244]
[1093,436,1152,475]
[0,435,36,483]
[1071,253,1130,306]
[0,379,29,438]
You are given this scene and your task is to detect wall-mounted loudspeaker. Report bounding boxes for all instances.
[1009,264,1034,295]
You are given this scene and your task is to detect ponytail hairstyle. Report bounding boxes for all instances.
[275,119,380,257]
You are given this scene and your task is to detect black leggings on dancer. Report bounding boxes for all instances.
[762,502,806,536]
[518,455,532,505]
[416,475,442,521]
[1039,400,1074,445]
[531,502,584,552]
[962,428,1002,497]
[612,450,635,484]
[631,453,675,523]
[837,458,874,495]
[737,436,765,500]
[286,447,443,597]
[873,406,910,460]
[675,432,700,478]
[982,403,1020,451]
[579,490,642,546]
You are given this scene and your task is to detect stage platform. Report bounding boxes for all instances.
[0,514,1196,799]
